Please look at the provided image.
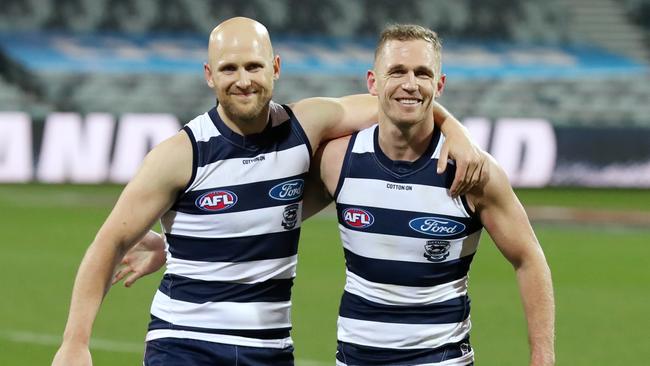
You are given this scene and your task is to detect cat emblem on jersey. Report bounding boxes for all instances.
[460,342,471,355]
[424,240,451,262]
[282,203,300,230]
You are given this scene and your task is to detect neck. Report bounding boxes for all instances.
[377,116,435,162]
[217,103,270,135]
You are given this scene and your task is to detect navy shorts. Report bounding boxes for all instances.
[336,338,473,365]
[144,338,294,366]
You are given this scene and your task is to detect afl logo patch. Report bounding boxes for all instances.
[342,208,374,228]
[409,217,465,237]
[195,190,238,212]
[269,179,304,201]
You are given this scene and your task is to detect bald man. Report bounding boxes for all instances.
[52,17,484,366]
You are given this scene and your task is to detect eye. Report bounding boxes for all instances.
[388,69,406,77]
[415,69,433,79]
[246,63,263,72]
[220,65,237,74]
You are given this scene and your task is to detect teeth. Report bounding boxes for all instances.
[397,99,420,105]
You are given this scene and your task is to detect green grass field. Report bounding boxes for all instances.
[1,185,649,365]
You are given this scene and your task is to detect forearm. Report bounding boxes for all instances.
[515,254,556,366]
[61,238,125,345]
[432,101,468,136]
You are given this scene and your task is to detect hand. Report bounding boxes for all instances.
[437,130,488,197]
[112,231,166,287]
[52,342,92,366]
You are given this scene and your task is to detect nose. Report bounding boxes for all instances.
[235,69,252,89]
[401,71,418,92]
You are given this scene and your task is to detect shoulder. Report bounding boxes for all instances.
[467,154,513,212]
[183,111,217,141]
[288,97,344,124]
[317,135,352,193]
[288,97,348,148]
[139,130,193,190]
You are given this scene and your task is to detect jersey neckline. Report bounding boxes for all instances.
[372,125,441,176]
[208,106,274,151]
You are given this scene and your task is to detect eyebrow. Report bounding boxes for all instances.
[217,61,265,71]
[386,64,434,76]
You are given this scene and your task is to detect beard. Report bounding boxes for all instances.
[219,85,273,123]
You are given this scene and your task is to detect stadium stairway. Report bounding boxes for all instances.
[559,0,650,62]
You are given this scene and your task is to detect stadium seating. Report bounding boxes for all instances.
[0,0,649,126]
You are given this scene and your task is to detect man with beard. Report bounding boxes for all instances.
[52,18,486,366]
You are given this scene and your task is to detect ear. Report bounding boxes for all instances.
[272,55,281,80]
[367,70,378,96]
[435,74,446,98]
[204,63,215,88]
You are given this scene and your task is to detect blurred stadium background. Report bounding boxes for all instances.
[1,0,649,365]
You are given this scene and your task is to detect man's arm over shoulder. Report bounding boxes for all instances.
[469,157,555,366]
[289,94,377,151]
[289,96,487,196]
[301,136,350,221]
[52,131,192,366]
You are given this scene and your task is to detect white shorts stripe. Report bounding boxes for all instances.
[335,352,473,366]
[145,329,293,349]
[337,316,471,350]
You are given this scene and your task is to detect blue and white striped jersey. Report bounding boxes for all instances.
[334,124,482,366]
[146,102,311,349]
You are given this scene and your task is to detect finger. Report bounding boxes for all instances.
[124,271,144,288]
[480,157,490,183]
[112,267,129,285]
[470,159,485,188]
[450,161,468,197]
[458,162,479,195]
[437,143,450,174]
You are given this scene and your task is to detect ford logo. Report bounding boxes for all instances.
[408,217,465,237]
[269,179,304,201]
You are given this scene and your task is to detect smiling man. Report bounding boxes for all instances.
[112,23,555,366]
[308,24,556,366]
[51,18,486,366]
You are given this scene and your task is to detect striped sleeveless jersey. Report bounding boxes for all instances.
[146,102,311,349]
[334,125,483,365]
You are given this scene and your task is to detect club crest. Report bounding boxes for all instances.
[424,240,451,262]
[282,203,300,230]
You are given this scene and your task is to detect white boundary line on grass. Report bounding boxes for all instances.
[0,330,330,366]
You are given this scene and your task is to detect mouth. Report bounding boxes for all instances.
[232,91,257,97]
[394,97,422,106]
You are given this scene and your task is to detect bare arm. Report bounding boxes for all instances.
[432,101,487,196]
[290,95,486,195]
[471,159,555,366]
[301,144,334,220]
[52,132,192,366]
[112,230,167,288]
